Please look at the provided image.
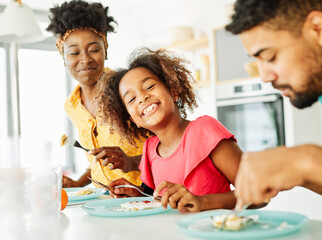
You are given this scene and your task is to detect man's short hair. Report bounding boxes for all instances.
[226,0,322,36]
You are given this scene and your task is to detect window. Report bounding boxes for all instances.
[18,49,67,165]
[0,47,6,138]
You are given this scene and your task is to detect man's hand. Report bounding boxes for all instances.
[88,147,140,173]
[153,181,203,212]
[234,146,309,206]
[108,178,143,198]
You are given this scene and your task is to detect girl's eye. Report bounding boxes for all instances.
[268,56,276,62]
[69,52,79,56]
[146,84,155,90]
[128,97,135,104]
[90,49,100,53]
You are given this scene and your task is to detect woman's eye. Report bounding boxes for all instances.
[90,49,100,53]
[69,52,79,56]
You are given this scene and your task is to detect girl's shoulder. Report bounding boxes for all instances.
[192,115,223,128]
[188,115,234,140]
[143,135,159,149]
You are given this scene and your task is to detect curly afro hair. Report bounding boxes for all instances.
[46,0,117,36]
[226,0,322,36]
[98,48,198,145]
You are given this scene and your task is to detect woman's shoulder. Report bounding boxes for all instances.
[65,85,81,105]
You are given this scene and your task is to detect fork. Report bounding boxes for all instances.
[220,202,251,230]
[64,136,90,152]
[115,185,162,201]
[88,177,111,192]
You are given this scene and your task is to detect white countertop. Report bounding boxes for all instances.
[59,197,322,240]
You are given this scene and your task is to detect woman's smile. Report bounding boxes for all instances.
[78,67,97,73]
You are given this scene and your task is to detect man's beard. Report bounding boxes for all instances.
[291,86,321,109]
[282,48,322,109]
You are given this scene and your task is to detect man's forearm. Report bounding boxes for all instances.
[302,145,322,194]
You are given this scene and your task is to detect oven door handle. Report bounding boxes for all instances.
[216,94,279,107]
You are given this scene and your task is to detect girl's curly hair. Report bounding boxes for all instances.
[46,0,117,36]
[98,47,198,145]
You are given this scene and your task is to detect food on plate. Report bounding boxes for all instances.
[67,187,95,197]
[213,213,255,231]
[120,200,162,211]
[61,189,68,211]
[60,134,68,146]
[75,187,95,195]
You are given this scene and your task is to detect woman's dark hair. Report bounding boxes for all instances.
[98,48,198,145]
[46,0,117,36]
[226,0,322,36]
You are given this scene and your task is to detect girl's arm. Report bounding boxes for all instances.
[210,138,243,186]
[196,139,243,211]
[153,139,243,212]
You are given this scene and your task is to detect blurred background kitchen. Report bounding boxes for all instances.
[0,0,321,220]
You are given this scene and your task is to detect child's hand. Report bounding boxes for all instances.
[108,178,144,198]
[154,181,203,212]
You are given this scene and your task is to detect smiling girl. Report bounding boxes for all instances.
[98,48,243,212]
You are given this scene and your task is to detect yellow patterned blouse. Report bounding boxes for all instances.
[64,84,143,187]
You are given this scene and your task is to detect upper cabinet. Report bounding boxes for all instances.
[212,27,258,85]
[166,36,209,52]
[164,27,211,88]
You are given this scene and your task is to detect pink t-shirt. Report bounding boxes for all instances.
[139,115,236,196]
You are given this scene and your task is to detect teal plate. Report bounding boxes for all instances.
[64,187,105,202]
[177,210,307,239]
[81,197,172,217]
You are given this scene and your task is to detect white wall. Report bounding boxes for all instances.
[107,0,234,68]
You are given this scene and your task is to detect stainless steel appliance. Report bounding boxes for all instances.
[212,28,285,152]
[216,79,285,152]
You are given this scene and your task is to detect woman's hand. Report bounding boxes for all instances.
[88,147,140,173]
[62,175,83,188]
[108,178,143,198]
[153,181,203,212]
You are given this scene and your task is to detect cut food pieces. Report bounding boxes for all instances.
[213,214,257,231]
[60,134,68,146]
[120,200,162,211]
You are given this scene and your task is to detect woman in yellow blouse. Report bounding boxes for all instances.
[46,0,144,187]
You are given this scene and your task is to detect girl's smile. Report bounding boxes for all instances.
[141,103,160,117]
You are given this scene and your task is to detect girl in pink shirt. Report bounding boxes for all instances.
[98,48,243,212]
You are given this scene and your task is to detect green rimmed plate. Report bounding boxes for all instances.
[81,197,172,217]
[177,210,307,239]
[64,187,105,202]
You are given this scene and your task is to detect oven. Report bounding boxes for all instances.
[216,80,285,152]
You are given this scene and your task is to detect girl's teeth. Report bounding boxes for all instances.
[144,104,157,115]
